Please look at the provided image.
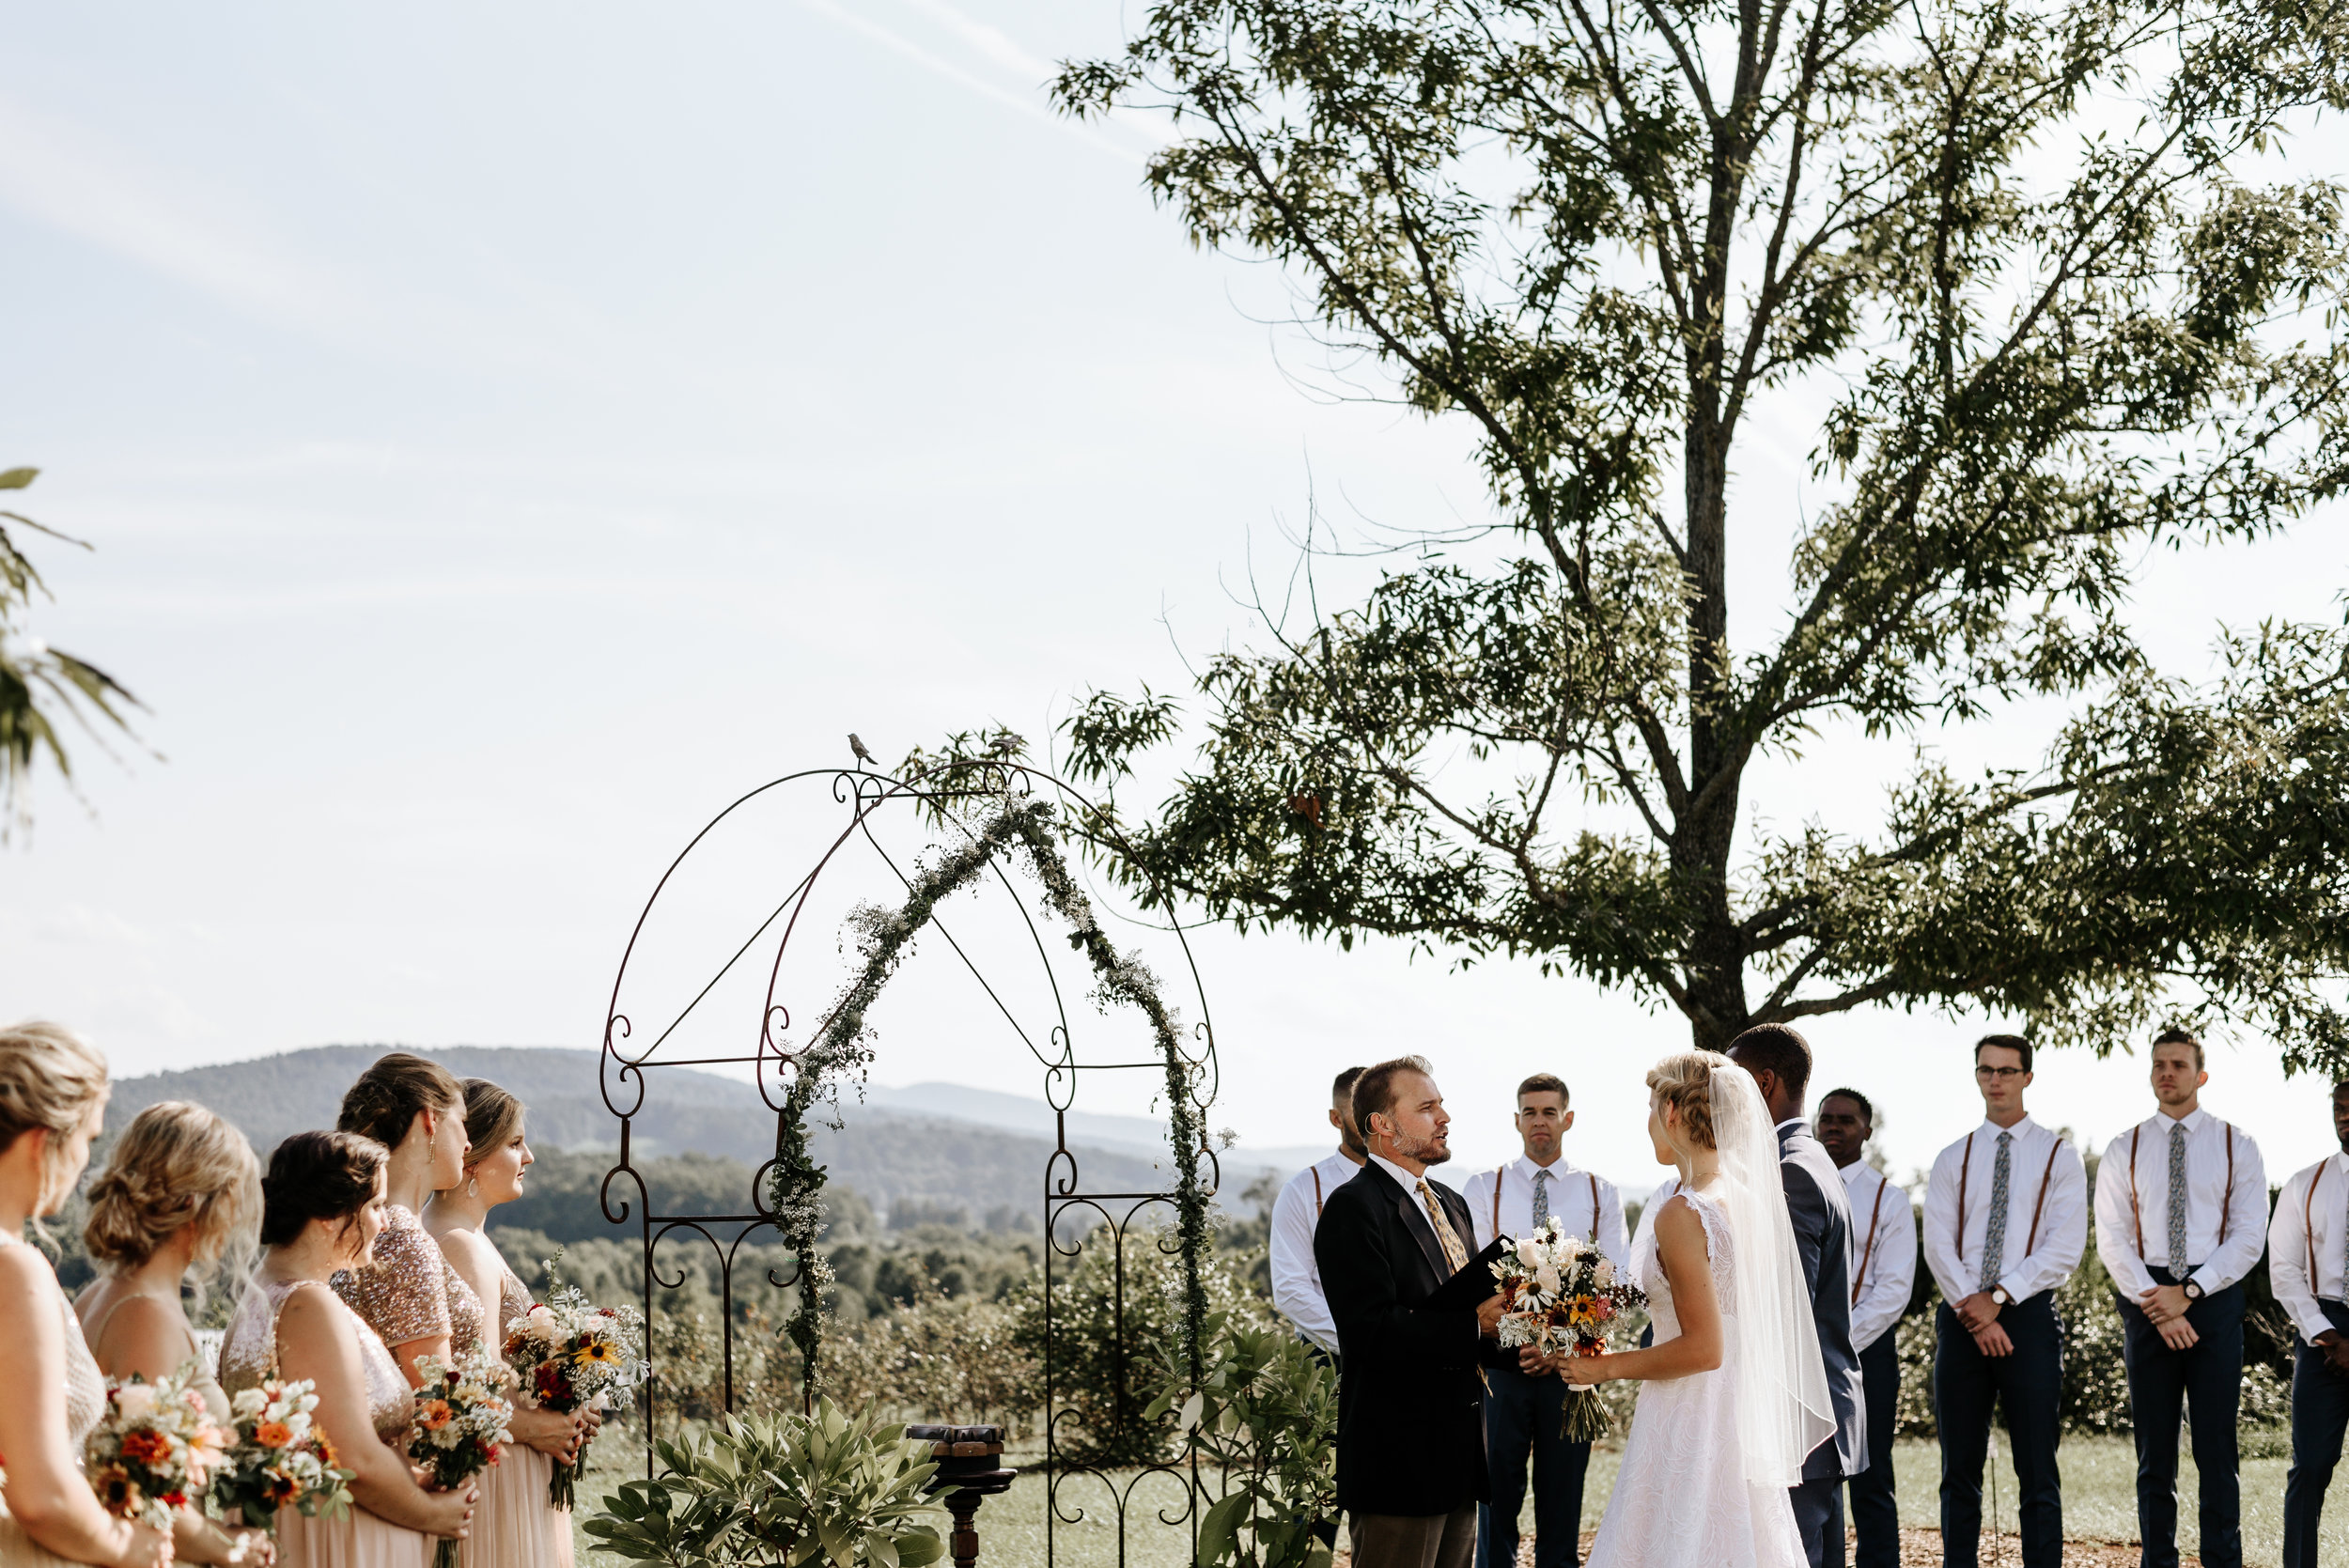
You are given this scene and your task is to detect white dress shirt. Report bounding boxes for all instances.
[2267,1151,2349,1344]
[1839,1161,1917,1354]
[1921,1116,2088,1306]
[1460,1155,1629,1270]
[1268,1150,1363,1351]
[2092,1107,2269,1299]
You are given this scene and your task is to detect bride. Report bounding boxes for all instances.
[1528,1049,1833,1567]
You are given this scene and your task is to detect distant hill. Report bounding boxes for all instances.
[106,1046,1186,1221]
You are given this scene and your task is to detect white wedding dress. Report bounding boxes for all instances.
[1585,1180,1810,1568]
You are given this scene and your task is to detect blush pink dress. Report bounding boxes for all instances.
[463,1256,572,1568]
[220,1280,428,1568]
[0,1241,111,1568]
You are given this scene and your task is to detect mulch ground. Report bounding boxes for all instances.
[1345,1526,2196,1566]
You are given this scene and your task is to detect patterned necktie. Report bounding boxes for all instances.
[2167,1120,2190,1274]
[1532,1167,1551,1232]
[1419,1180,1470,1274]
[1980,1130,2014,1293]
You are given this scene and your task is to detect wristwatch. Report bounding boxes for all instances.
[1988,1286,2012,1308]
[2182,1279,2205,1302]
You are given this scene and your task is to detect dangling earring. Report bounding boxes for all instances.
[467,1175,479,1199]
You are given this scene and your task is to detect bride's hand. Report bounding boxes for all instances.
[1560,1352,1607,1387]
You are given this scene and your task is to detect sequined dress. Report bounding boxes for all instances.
[221,1280,429,1568]
[465,1254,572,1568]
[0,1238,111,1568]
[334,1207,484,1362]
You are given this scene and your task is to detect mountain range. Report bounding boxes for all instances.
[106,1045,1305,1222]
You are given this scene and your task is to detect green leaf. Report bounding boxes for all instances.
[0,469,36,490]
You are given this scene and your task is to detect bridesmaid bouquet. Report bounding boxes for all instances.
[1488,1217,1648,1440]
[209,1377,356,1537]
[409,1350,516,1568]
[86,1369,231,1529]
[501,1285,647,1509]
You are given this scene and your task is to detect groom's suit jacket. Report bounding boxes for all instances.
[1313,1158,1494,1517]
[1775,1118,1867,1481]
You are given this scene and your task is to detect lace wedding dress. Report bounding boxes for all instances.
[1585,1184,1809,1568]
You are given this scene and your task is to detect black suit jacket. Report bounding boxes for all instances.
[1313,1159,1494,1516]
[1776,1119,1867,1480]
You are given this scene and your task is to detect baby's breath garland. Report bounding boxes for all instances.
[768,788,1212,1399]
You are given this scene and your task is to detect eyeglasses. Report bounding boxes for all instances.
[1975,1065,2027,1080]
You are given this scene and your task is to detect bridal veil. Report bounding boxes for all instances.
[1706,1059,1836,1488]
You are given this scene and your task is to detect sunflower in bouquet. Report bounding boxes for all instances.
[1488,1217,1648,1440]
[500,1284,646,1510]
[409,1350,515,1568]
[86,1369,231,1531]
[209,1377,355,1537]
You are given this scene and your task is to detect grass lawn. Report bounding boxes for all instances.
[569,1430,2349,1568]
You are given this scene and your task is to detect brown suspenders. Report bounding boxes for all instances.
[1490,1164,1603,1240]
[2307,1161,2329,1295]
[1311,1166,1323,1217]
[1853,1174,1890,1305]
[1953,1127,2063,1262]
[2125,1119,2237,1257]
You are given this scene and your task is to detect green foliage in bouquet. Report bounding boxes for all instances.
[583,1400,946,1568]
[1147,1312,1338,1568]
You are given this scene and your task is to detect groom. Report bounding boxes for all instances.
[1315,1055,1509,1568]
[1729,1024,1867,1568]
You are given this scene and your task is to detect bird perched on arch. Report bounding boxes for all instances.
[848,733,876,767]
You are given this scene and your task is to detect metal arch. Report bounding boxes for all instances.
[598,754,1222,1562]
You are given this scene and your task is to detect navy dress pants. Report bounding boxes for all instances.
[1844,1329,1900,1567]
[1934,1295,2064,1568]
[2283,1299,2349,1568]
[1788,1475,1844,1568]
[1475,1363,1591,1568]
[2117,1268,2244,1568]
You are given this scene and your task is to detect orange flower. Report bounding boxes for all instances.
[419,1400,454,1431]
[255,1421,295,1450]
[120,1429,172,1467]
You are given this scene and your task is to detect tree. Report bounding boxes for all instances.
[0,467,140,829]
[1040,0,2349,1066]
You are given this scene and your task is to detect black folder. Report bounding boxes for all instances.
[1422,1235,1512,1312]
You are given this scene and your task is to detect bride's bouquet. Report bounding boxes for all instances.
[86,1369,231,1529]
[409,1350,515,1568]
[1489,1218,1647,1440]
[501,1284,647,1509]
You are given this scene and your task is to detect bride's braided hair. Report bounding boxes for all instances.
[1646,1050,1735,1152]
[83,1101,261,1282]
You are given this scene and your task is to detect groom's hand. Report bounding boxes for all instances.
[1476,1293,1508,1338]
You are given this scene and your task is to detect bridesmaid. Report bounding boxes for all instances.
[331,1057,483,1385]
[220,1131,474,1568]
[76,1102,273,1568]
[0,1021,171,1568]
[425,1081,586,1568]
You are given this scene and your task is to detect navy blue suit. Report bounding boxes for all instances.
[1776,1118,1868,1568]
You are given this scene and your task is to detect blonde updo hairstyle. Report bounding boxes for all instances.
[83,1101,262,1287]
[1645,1049,1733,1153]
[0,1020,111,1208]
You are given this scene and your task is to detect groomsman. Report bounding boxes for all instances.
[2266,1078,2349,1568]
[1462,1074,1629,1568]
[2092,1027,2266,1568]
[1270,1065,1369,1356]
[1726,1024,1866,1568]
[1814,1088,1916,1568]
[1922,1033,2087,1568]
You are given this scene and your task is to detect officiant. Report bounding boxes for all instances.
[1462,1074,1628,1568]
[1315,1055,1511,1568]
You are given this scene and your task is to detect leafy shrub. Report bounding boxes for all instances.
[1148,1312,1337,1568]
[584,1401,946,1568]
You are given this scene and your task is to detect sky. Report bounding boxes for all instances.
[2,0,2346,1201]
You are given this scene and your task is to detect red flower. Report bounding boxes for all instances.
[120,1429,172,1467]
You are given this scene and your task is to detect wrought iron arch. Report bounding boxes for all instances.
[597,757,1220,1560]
